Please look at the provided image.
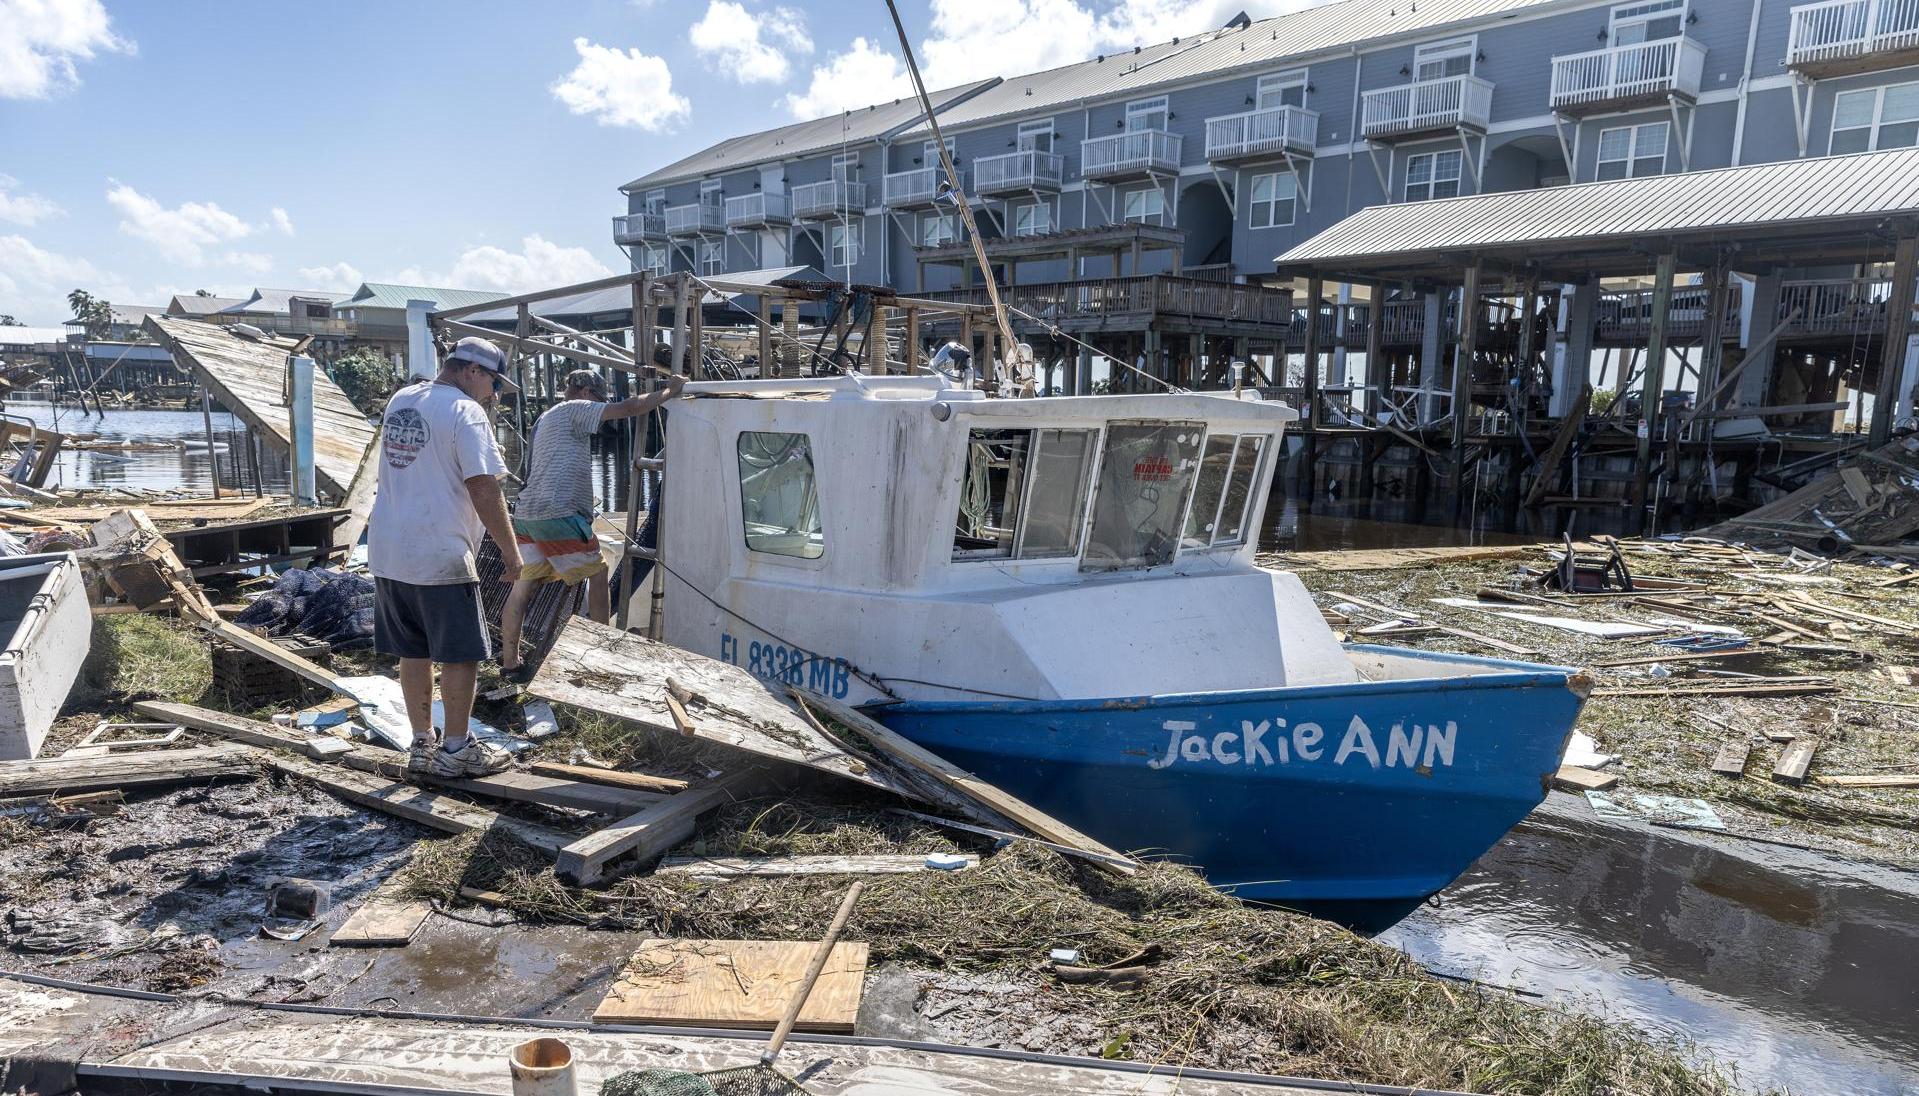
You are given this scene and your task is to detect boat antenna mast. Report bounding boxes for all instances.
[882,0,1029,397]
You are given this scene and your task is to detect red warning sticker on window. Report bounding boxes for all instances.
[1133,455,1174,481]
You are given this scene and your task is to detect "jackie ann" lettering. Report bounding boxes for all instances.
[1146,715,1456,771]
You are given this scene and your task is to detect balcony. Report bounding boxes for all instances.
[920,274,1293,331]
[1595,283,1742,343]
[1360,75,1493,141]
[612,212,664,244]
[1080,129,1183,181]
[1788,0,1919,74]
[883,166,962,208]
[1778,277,1919,338]
[724,192,790,229]
[664,203,723,236]
[972,150,1065,195]
[1550,37,1706,114]
[1204,105,1319,163]
[791,180,867,220]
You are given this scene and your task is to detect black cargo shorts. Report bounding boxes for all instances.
[373,578,491,663]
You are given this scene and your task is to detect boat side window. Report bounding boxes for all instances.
[1016,428,1097,558]
[1181,432,1268,551]
[1082,422,1203,571]
[737,431,824,559]
[954,429,1030,558]
[953,427,1097,560]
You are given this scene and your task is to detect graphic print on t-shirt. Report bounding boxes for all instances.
[384,408,429,468]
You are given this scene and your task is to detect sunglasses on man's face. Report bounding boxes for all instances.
[468,363,504,393]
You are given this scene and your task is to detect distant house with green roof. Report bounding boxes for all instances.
[328,283,507,344]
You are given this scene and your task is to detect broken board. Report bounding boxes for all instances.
[529,618,909,795]
[330,884,430,947]
[0,745,253,797]
[1551,765,1618,792]
[1710,740,1752,778]
[656,853,977,879]
[593,939,868,1031]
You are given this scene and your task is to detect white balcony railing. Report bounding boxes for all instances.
[1204,105,1320,160]
[1360,75,1494,139]
[1789,0,1919,67]
[1550,37,1706,109]
[972,150,1065,193]
[1080,129,1183,178]
[883,166,962,207]
[665,203,723,235]
[612,212,664,242]
[723,192,790,228]
[791,180,867,218]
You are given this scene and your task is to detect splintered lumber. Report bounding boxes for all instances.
[883,807,1142,871]
[1596,680,1836,698]
[335,748,661,816]
[1273,544,1532,572]
[1811,774,1919,788]
[528,761,689,793]
[36,497,274,523]
[556,768,765,886]
[246,746,570,855]
[656,853,976,879]
[132,701,353,760]
[332,421,382,553]
[330,883,430,947]
[0,745,253,797]
[145,315,377,498]
[529,618,909,795]
[1710,740,1752,778]
[1590,649,1755,669]
[593,938,868,1031]
[1552,765,1618,792]
[1772,736,1821,785]
[796,689,1137,875]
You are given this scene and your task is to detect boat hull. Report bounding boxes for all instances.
[872,645,1587,930]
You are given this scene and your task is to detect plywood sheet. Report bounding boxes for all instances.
[593,939,868,1031]
[145,315,376,498]
[330,886,430,946]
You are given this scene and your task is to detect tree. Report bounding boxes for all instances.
[66,289,114,339]
[329,348,403,415]
[0,315,17,326]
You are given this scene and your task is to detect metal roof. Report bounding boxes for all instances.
[106,304,166,325]
[330,283,507,312]
[167,294,248,316]
[620,81,998,193]
[900,0,1565,135]
[1275,147,1919,275]
[0,325,68,346]
[220,288,352,316]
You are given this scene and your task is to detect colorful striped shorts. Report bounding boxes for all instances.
[511,513,607,585]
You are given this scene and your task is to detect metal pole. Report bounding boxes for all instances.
[200,384,223,499]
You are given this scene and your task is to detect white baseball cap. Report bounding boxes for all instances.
[447,336,518,392]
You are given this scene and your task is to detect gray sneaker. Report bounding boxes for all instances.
[426,738,512,779]
[406,736,440,773]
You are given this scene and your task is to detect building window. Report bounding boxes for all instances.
[1413,37,1475,81]
[832,153,860,184]
[1126,95,1169,132]
[1256,71,1307,110]
[1610,0,1684,45]
[699,239,723,275]
[923,138,954,166]
[1596,121,1668,179]
[642,245,668,276]
[644,188,666,214]
[920,212,958,247]
[700,180,723,210]
[1014,202,1052,237]
[1248,172,1297,228]
[1017,120,1055,153]
[1405,150,1462,201]
[737,432,823,559]
[829,222,861,268]
[1832,83,1919,155]
[1122,186,1166,224]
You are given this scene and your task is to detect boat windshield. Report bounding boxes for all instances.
[1082,422,1203,571]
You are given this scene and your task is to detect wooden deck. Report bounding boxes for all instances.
[144,315,377,498]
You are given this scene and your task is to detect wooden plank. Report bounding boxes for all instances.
[796,689,1137,875]
[0,745,253,797]
[527,761,689,793]
[132,701,351,760]
[1772,736,1821,785]
[332,421,382,549]
[529,618,907,795]
[336,748,662,816]
[1551,765,1618,792]
[593,939,868,1032]
[556,768,764,885]
[247,746,571,855]
[1811,774,1919,788]
[1709,740,1751,778]
[201,616,341,692]
[330,884,430,947]
[34,498,274,522]
[656,853,977,879]
[1839,466,1873,507]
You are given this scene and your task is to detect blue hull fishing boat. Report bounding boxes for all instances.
[653,373,1590,927]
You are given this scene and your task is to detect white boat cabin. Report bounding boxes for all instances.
[657,376,1357,706]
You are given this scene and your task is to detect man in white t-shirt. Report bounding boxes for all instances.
[368,336,523,778]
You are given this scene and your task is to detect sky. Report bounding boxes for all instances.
[0,0,1311,326]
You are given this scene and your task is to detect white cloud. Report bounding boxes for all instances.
[0,174,62,225]
[221,251,274,274]
[296,261,364,292]
[690,1,812,84]
[0,0,132,99]
[389,236,613,295]
[106,182,255,266]
[783,37,912,119]
[0,233,101,323]
[270,207,295,235]
[550,38,690,131]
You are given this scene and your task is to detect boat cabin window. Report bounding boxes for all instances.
[1181,433,1268,550]
[737,431,824,559]
[953,427,1097,560]
[1083,422,1203,571]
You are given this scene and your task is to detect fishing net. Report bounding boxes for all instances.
[233,567,375,649]
[598,1065,807,1096]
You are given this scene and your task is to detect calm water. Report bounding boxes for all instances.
[4,403,289,495]
[24,407,1918,1095]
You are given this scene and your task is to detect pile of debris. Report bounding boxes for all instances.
[1706,434,1919,554]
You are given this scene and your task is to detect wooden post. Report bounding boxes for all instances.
[670,276,691,376]
[1361,282,1386,505]
[781,301,801,376]
[1451,262,1482,524]
[687,284,705,381]
[757,294,773,377]
[199,384,223,499]
[960,312,975,373]
[1871,233,1918,445]
[1301,275,1324,503]
[1504,273,1540,528]
[905,307,920,375]
[868,305,891,373]
[1631,251,1677,533]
